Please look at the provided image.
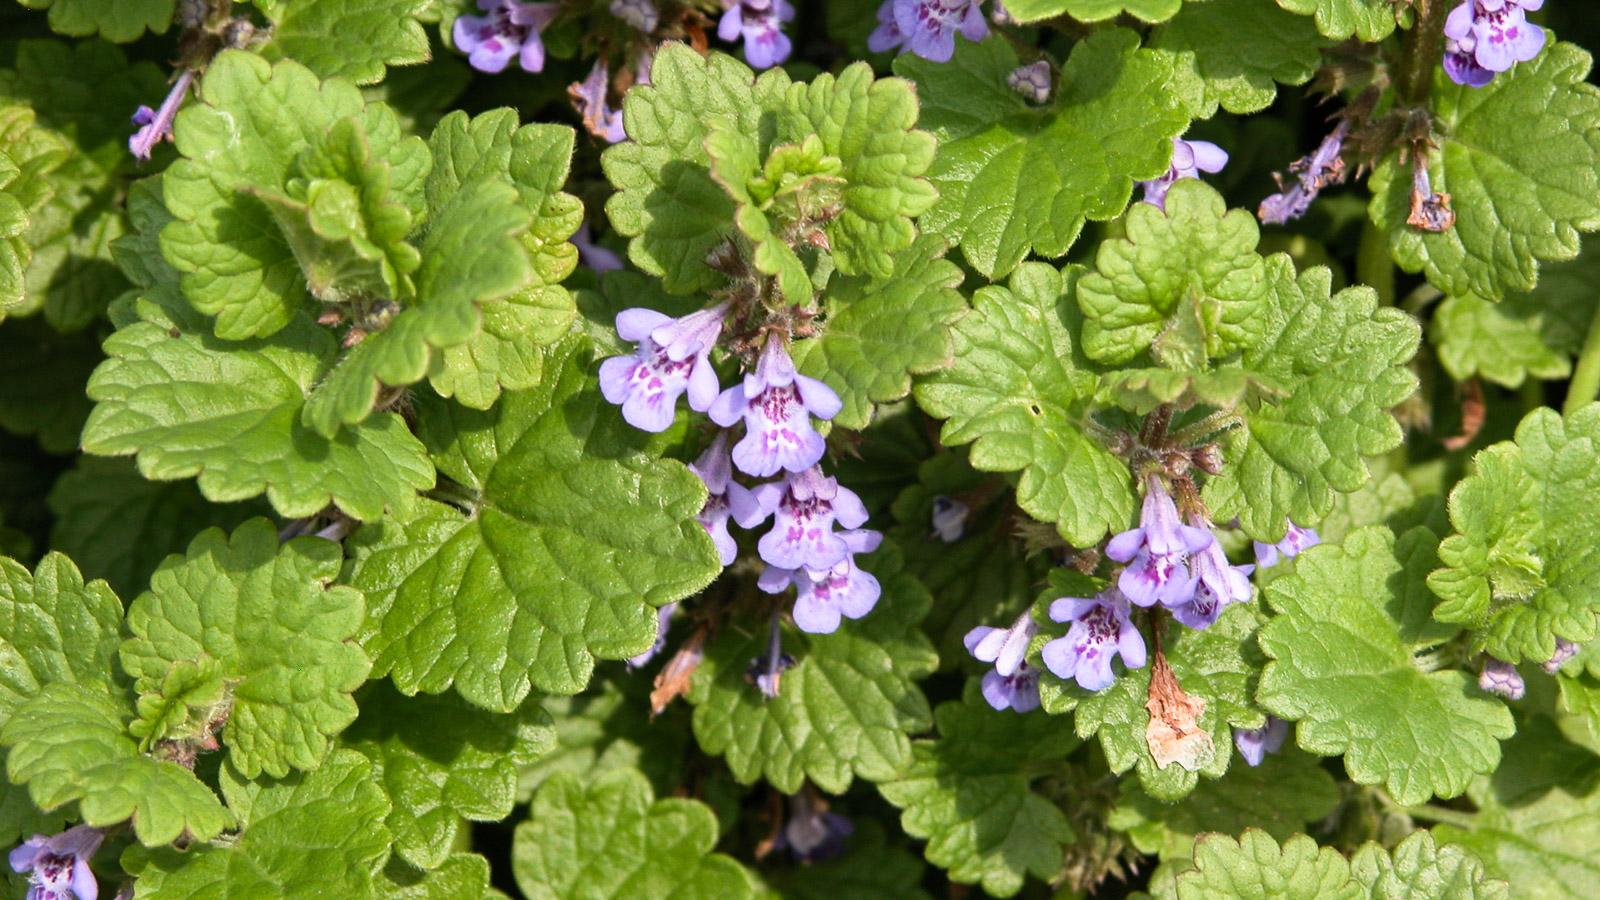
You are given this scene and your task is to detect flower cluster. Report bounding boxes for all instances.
[602,312,883,650]
[1107,478,1252,632]
[454,0,559,74]
[870,0,988,63]
[1139,137,1228,211]
[964,613,1041,712]
[718,0,796,70]
[1444,0,1547,88]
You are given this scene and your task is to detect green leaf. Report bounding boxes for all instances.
[688,543,938,793]
[1426,405,1600,662]
[914,262,1134,547]
[382,854,494,899]
[0,551,122,714]
[1002,0,1182,24]
[1110,749,1339,863]
[129,750,391,897]
[601,44,757,293]
[0,39,170,161]
[1273,0,1401,41]
[1371,41,1600,301]
[704,121,818,304]
[301,177,533,436]
[47,456,264,600]
[161,50,429,339]
[259,0,431,86]
[1149,0,1329,118]
[342,681,553,869]
[1431,295,1575,388]
[1079,180,1267,366]
[1349,830,1509,899]
[756,820,930,900]
[517,673,691,802]
[1201,258,1420,543]
[512,770,756,900]
[351,335,720,709]
[889,452,1047,668]
[894,32,1188,279]
[14,0,173,42]
[791,235,965,429]
[2,683,232,845]
[1436,780,1600,896]
[1258,527,1514,805]
[1173,830,1361,899]
[877,683,1079,898]
[424,111,581,409]
[119,518,371,778]
[1040,601,1266,801]
[0,315,98,453]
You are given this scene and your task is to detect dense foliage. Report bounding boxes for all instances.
[3,0,1600,897]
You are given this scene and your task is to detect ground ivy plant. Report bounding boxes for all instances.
[3,0,1600,897]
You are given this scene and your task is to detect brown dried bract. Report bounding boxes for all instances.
[650,624,708,717]
[1144,652,1212,771]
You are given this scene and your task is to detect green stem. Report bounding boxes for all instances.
[1375,789,1479,829]
[1399,0,1450,105]
[1564,302,1600,416]
[1357,220,1396,306]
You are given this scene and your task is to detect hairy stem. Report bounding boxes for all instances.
[1564,300,1600,415]
[1357,219,1396,306]
[1399,0,1450,105]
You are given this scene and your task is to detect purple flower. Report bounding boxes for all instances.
[628,602,677,668]
[747,614,795,698]
[599,303,728,432]
[709,336,841,477]
[892,0,988,63]
[1233,717,1288,767]
[718,0,795,70]
[569,61,626,144]
[1258,120,1349,226]
[1480,657,1525,699]
[1543,638,1580,674]
[775,793,854,862]
[690,433,762,566]
[572,219,624,273]
[1444,1,1545,86]
[1041,589,1147,693]
[1106,478,1212,608]
[868,0,906,53]
[1139,137,1228,211]
[9,824,103,900]
[129,69,195,162]
[610,0,659,32]
[1252,521,1320,569]
[453,0,559,74]
[930,495,969,543]
[750,466,868,571]
[1007,61,1052,104]
[760,529,883,634]
[1169,523,1252,630]
[966,613,1041,712]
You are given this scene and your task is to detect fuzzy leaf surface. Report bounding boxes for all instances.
[259,0,431,86]
[1150,0,1327,117]
[1274,0,1400,40]
[14,0,173,42]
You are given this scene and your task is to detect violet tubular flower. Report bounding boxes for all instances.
[690,433,761,566]
[718,0,795,70]
[1139,137,1228,211]
[453,0,559,74]
[965,612,1041,712]
[929,495,969,543]
[1252,521,1320,569]
[893,0,988,63]
[610,0,659,33]
[1041,589,1147,692]
[129,69,195,162]
[9,824,103,900]
[1258,120,1349,226]
[751,466,869,572]
[569,61,626,144]
[1480,657,1525,699]
[599,303,728,432]
[1233,716,1288,767]
[1007,61,1052,105]
[775,793,854,863]
[747,614,795,698]
[1542,638,1580,674]
[761,529,883,634]
[1170,521,1252,631]
[1105,478,1212,608]
[868,0,907,53]
[572,219,624,273]
[1444,1,1545,88]
[710,335,841,478]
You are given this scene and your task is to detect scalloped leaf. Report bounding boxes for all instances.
[350,336,720,709]
[894,32,1188,279]
[1274,0,1401,41]
[119,518,370,778]
[1150,0,1328,118]
[14,0,173,42]
[258,0,432,86]
[688,544,937,794]
[913,262,1133,547]
[1003,0,1182,24]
